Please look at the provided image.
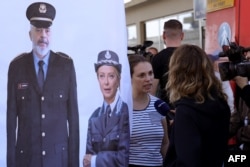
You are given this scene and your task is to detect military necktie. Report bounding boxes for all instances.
[105,105,111,127]
[37,60,45,91]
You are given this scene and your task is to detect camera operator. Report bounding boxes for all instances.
[233,51,250,109]
[230,52,250,151]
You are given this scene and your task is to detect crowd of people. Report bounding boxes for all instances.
[6,1,250,167]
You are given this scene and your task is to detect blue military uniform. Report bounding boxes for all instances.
[7,2,79,167]
[85,50,130,167]
[7,51,79,167]
[86,98,130,167]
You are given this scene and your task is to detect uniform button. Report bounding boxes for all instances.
[22,96,25,100]
[42,132,45,137]
[62,147,65,150]
[42,151,46,156]
[20,150,24,153]
[41,96,45,101]
[103,138,106,142]
[41,114,45,119]
[59,94,63,98]
[117,135,119,138]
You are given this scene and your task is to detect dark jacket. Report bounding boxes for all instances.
[164,96,230,167]
[239,85,250,108]
[230,85,250,151]
[7,51,79,167]
[86,98,130,167]
[151,47,177,108]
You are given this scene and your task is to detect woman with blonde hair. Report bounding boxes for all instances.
[163,44,230,167]
[83,50,130,167]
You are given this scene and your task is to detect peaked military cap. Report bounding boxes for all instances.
[26,2,56,28]
[94,50,122,73]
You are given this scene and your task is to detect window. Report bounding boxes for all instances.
[127,24,137,54]
[145,11,200,51]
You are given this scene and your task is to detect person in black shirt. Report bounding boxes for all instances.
[151,19,184,108]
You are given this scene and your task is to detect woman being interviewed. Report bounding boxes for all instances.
[128,55,169,167]
[163,44,230,167]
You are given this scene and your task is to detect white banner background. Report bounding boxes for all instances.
[0,0,132,166]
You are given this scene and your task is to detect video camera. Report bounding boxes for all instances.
[128,40,154,61]
[218,41,250,81]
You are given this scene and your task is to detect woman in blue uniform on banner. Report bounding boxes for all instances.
[83,50,130,167]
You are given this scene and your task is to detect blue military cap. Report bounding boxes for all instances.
[94,50,122,73]
[26,2,56,28]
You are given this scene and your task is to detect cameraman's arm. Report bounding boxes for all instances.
[234,76,248,89]
[234,76,250,108]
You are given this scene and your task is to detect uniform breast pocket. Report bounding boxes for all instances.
[16,89,30,113]
[53,90,68,101]
[107,132,120,150]
[91,134,104,152]
[91,134,103,143]
[52,90,68,111]
[16,90,28,101]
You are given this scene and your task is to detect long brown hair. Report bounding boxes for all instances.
[166,44,227,103]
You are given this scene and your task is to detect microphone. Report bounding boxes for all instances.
[154,99,174,120]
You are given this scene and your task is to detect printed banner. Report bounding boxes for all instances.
[81,0,132,166]
[0,0,132,166]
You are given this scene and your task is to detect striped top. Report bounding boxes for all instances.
[129,94,164,166]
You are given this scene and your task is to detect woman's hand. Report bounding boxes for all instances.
[83,154,92,167]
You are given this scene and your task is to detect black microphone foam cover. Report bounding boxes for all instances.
[154,99,174,120]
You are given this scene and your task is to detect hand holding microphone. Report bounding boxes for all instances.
[154,99,175,121]
[154,99,175,137]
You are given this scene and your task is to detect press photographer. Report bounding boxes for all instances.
[232,50,250,109]
[219,43,250,153]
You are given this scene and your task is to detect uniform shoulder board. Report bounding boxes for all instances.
[56,52,71,59]
[11,52,29,63]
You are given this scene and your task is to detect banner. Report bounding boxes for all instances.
[81,0,132,166]
[0,0,132,166]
